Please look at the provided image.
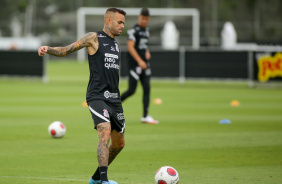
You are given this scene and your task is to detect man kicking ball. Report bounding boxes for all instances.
[38,8,127,184]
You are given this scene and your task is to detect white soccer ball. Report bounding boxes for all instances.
[48,121,66,138]
[155,166,179,184]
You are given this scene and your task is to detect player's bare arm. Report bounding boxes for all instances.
[127,40,147,69]
[145,49,151,60]
[38,32,98,57]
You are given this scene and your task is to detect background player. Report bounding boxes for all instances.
[121,8,159,124]
[38,8,126,184]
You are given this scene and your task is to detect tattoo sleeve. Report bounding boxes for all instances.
[97,123,111,166]
[47,32,95,57]
[108,145,122,165]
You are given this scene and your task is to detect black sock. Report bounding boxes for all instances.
[99,166,108,182]
[92,167,100,180]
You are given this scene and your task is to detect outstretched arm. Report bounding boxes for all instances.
[38,32,98,57]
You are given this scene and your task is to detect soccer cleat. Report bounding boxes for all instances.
[101,181,118,184]
[141,115,159,124]
[89,177,101,184]
[89,177,118,184]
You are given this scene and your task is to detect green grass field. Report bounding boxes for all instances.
[0,60,281,184]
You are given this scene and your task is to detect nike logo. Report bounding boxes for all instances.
[103,44,109,46]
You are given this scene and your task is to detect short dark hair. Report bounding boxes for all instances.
[106,8,126,16]
[140,8,150,16]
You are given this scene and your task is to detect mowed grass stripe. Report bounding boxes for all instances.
[0,60,281,184]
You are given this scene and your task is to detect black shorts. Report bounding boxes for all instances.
[88,100,125,133]
[129,66,151,81]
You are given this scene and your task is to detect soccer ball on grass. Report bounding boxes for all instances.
[48,121,66,138]
[155,166,179,184]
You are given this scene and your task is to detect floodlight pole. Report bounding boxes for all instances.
[77,7,200,62]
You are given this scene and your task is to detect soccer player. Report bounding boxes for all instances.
[38,8,126,184]
[121,8,159,124]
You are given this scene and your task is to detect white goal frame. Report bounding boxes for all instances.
[77,7,200,61]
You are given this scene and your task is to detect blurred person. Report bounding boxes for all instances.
[121,8,159,124]
[38,8,126,184]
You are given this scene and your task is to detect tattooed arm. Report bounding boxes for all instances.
[38,32,98,57]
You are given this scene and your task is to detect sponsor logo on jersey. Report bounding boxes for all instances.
[103,43,109,46]
[104,53,119,69]
[139,30,149,37]
[104,90,119,99]
[103,109,109,118]
[98,34,106,37]
[138,38,148,50]
[117,113,125,120]
[105,53,118,59]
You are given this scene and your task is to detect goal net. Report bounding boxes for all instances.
[76,7,200,61]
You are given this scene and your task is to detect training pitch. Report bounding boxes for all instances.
[0,61,281,184]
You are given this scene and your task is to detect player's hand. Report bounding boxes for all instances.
[38,46,49,56]
[138,60,147,69]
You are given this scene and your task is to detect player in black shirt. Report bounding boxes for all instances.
[38,8,126,184]
[121,8,159,124]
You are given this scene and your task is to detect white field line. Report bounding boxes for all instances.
[0,175,150,184]
[0,175,86,182]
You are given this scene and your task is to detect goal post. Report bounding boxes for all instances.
[77,7,200,61]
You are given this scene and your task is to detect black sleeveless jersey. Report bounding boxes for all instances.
[86,31,121,103]
[127,24,150,68]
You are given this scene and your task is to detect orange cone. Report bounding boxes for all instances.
[230,100,240,107]
[82,101,88,107]
[153,98,163,105]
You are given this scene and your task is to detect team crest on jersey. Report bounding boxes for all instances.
[145,30,150,37]
[103,109,109,118]
[115,43,119,52]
